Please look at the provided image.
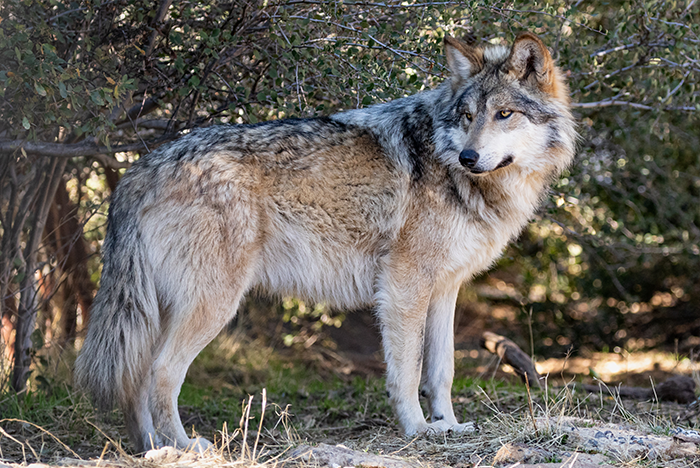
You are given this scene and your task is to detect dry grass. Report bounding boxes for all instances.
[1,335,700,467]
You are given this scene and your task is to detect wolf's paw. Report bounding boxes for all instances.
[144,446,183,462]
[446,421,477,434]
[143,439,212,460]
[186,437,215,453]
[420,420,477,435]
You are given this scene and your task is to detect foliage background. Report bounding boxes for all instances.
[0,0,698,393]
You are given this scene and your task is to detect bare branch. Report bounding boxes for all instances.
[146,0,174,58]
[572,99,697,111]
[590,41,672,58]
[115,119,182,131]
[0,134,179,158]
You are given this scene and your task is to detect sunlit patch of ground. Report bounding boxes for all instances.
[536,350,699,383]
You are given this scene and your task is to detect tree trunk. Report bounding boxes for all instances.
[44,180,96,343]
[11,157,67,393]
[2,284,16,362]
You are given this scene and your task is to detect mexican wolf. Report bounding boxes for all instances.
[75,32,576,452]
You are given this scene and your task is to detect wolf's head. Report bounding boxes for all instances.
[434,33,575,177]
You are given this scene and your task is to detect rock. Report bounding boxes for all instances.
[672,427,700,444]
[545,416,699,461]
[290,443,417,468]
[511,452,615,468]
[493,443,552,465]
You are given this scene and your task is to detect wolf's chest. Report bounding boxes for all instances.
[441,190,538,281]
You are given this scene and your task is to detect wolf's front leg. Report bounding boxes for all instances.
[376,267,438,436]
[420,285,475,434]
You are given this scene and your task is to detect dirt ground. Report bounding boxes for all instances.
[2,333,700,468]
[2,299,700,467]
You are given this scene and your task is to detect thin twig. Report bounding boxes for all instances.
[525,374,539,437]
[252,389,267,461]
[240,395,254,461]
[571,99,697,111]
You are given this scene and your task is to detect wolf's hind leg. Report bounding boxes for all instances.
[421,285,476,434]
[124,375,159,452]
[148,288,247,451]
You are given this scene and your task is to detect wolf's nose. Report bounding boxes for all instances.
[459,149,479,168]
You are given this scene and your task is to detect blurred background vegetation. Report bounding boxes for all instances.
[0,0,698,395]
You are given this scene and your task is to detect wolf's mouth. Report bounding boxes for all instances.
[468,155,515,175]
[495,155,514,169]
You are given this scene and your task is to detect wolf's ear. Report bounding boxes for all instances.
[444,36,483,87]
[506,32,556,94]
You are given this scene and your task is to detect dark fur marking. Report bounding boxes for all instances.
[546,124,561,149]
[468,177,503,220]
[174,147,190,161]
[400,102,435,181]
[445,171,467,211]
[476,93,489,115]
[440,107,462,128]
[510,93,558,124]
[451,84,477,116]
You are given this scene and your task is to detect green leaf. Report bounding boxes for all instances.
[175,56,185,73]
[58,81,67,99]
[22,117,30,129]
[34,81,46,96]
[90,90,105,106]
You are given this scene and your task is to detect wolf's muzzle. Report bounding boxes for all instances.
[459,149,479,169]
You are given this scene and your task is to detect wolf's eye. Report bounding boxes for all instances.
[464,112,473,122]
[497,110,513,119]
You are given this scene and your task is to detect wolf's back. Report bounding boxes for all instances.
[74,179,159,412]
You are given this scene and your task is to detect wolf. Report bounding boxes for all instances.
[75,32,576,452]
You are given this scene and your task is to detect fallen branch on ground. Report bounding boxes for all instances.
[480,331,696,403]
[481,331,543,388]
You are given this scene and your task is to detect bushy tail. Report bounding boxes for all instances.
[74,232,159,412]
